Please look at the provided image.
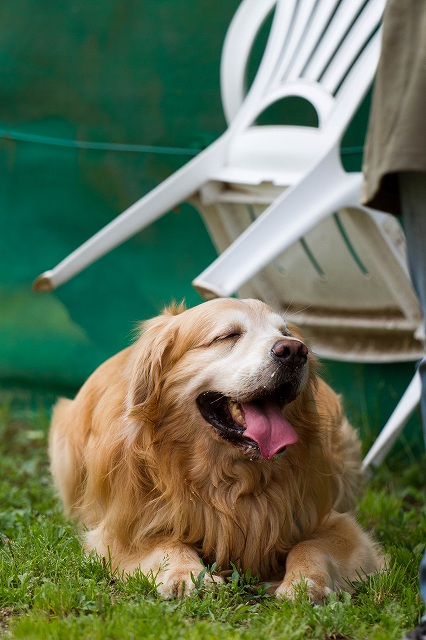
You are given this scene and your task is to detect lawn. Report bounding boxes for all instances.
[1,391,425,640]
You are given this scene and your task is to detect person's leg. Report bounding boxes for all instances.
[399,172,426,449]
[399,172,426,636]
[421,550,426,620]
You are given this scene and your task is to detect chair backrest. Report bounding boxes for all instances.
[222,0,386,139]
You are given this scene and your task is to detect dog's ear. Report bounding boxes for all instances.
[127,305,186,423]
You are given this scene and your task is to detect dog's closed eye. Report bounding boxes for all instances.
[211,329,242,344]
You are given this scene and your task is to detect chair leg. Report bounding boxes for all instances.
[362,370,422,470]
[33,136,229,291]
[193,152,363,298]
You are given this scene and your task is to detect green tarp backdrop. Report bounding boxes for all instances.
[1,0,240,386]
[0,0,421,452]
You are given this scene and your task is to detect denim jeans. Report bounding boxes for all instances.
[421,551,426,620]
[399,171,426,616]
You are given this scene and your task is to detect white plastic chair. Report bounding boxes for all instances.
[188,0,425,468]
[33,0,424,467]
[34,0,387,295]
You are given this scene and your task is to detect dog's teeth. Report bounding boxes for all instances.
[228,399,245,427]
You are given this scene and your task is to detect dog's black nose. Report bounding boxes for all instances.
[271,339,308,366]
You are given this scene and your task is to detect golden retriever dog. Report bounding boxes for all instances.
[49,298,383,601]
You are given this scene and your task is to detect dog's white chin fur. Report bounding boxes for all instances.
[49,298,383,600]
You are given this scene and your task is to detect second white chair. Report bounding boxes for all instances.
[33,0,424,467]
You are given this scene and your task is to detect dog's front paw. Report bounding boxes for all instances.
[156,566,223,598]
[275,577,333,604]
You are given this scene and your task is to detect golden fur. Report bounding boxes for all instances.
[49,298,383,600]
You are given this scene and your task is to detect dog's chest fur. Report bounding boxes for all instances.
[159,454,326,579]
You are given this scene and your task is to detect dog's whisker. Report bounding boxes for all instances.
[289,302,315,317]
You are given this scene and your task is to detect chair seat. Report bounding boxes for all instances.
[211,126,323,187]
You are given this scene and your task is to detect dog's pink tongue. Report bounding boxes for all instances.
[241,399,298,460]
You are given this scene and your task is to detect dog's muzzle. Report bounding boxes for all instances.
[196,339,308,460]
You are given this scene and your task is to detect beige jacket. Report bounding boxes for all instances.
[361,0,426,215]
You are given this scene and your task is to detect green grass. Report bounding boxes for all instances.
[1,395,425,639]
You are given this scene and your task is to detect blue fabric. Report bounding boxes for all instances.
[421,550,426,620]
